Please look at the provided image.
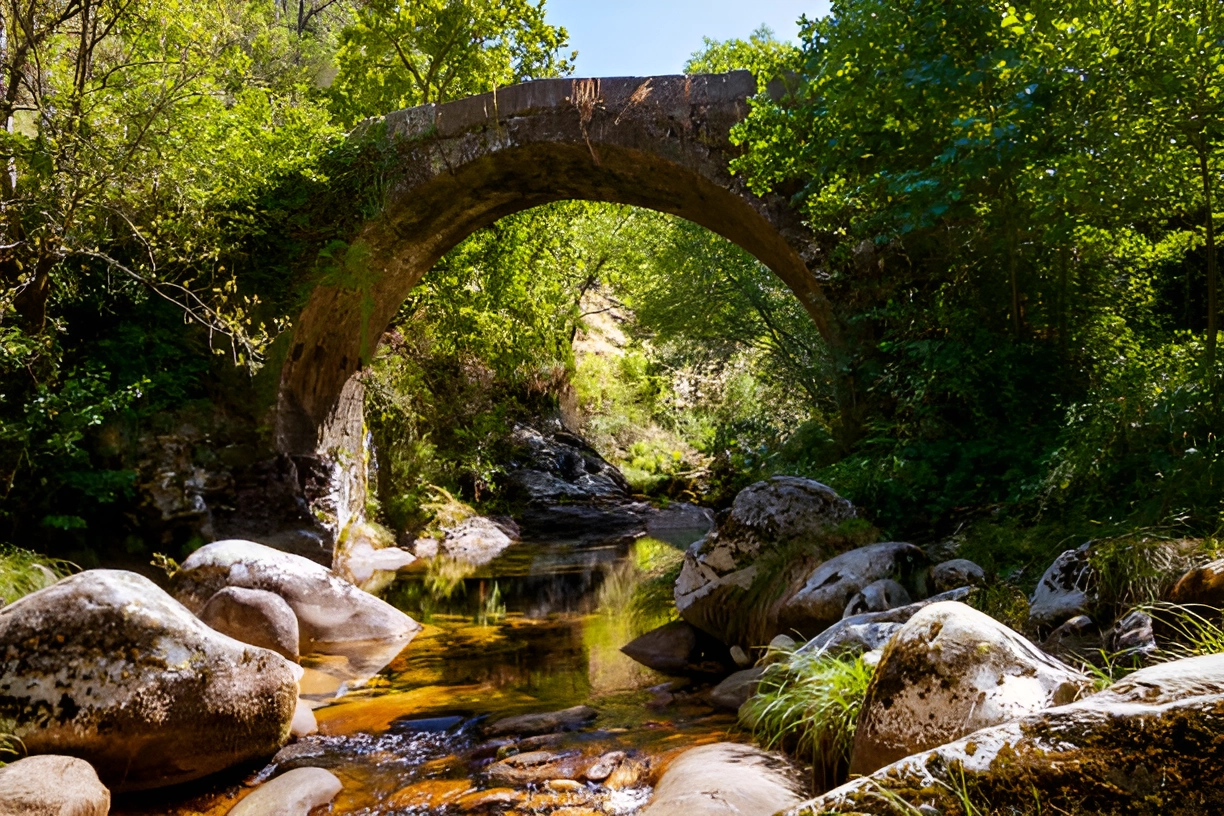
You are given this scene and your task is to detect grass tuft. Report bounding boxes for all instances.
[0,545,72,606]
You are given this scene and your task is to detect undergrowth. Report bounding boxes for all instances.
[0,545,73,605]
[741,648,875,793]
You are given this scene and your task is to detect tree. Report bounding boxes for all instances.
[328,0,572,124]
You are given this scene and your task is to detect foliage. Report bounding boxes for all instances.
[741,648,875,792]
[685,25,800,86]
[0,545,72,604]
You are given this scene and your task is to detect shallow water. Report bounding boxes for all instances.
[118,532,739,815]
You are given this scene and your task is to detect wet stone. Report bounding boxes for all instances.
[483,705,598,737]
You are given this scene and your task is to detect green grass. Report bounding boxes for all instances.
[0,545,72,605]
[741,647,875,792]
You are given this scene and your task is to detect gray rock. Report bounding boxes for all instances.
[646,503,716,548]
[332,521,415,593]
[642,743,804,816]
[780,542,928,638]
[199,586,300,662]
[850,601,1092,776]
[797,587,973,657]
[436,516,516,565]
[930,558,986,594]
[1106,609,1157,658]
[1029,544,1094,629]
[1040,614,1098,659]
[784,653,1224,815]
[228,767,343,816]
[675,477,856,645]
[843,578,912,618]
[620,620,733,676]
[0,755,110,816]
[483,705,598,737]
[709,667,765,711]
[171,539,422,651]
[0,570,297,792]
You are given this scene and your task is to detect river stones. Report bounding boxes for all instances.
[0,570,297,792]
[170,539,422,651]
[850,601,1092,776]
[1029,543,1094,630]
[784,653,1224,816]
[642,743,804,816]
[842,578,911,618]
[229,767,342,816]
[930,558,986,593]
[0,755,111,816]
[709,667,765,711]
[674,477,856,645]
[620,620,733,676]
[483,705,598,737]
[199,586,300,661]
[1168,558,1224,607]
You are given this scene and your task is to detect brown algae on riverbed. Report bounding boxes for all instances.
[114,536,743,815]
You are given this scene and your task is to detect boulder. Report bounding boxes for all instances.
[675,477,856,645]
[0,755,110,816]
[484,750,593,786]
[1029,544,1094,630]
[1040,614,1098,659]
[332,521,415,593]
[1168,558,1224,608]
[783,653,1224,816]
[645,503,716,548]
[435,516,517,566]
[930,558,986,593]
[199,586,300,662]
[620,620,733,676]
[170,539,422,651]
[796,587,973,658]
[228,767,342,816]
[842,578,911,618]
[850,601,1092,776]
[291,698,319,738]
[1105,609,1157,658]
[0,570,297,792]
[642,743,804,816]
[483,705,598,737]
[709,667,765,711]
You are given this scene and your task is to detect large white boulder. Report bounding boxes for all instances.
[0,570,297,792]
[785,653,1224,815]
[171,539,422,652]
[643,743,804,816]
[850,601,1091,775]
[674,477,856,645]
[0,755,110,816]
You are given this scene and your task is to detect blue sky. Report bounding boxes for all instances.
[545,0,832,78]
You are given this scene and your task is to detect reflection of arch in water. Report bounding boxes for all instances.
[277,72,837,536]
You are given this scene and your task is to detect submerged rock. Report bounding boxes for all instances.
[483,705,598,737]
[171,539,422,651]
[620,620,734,676]
[850,601,1092,776]
[229,767,342,816]
[0,570,297,792]
[675,476,856,646]
[0,755,110,816]
[642,743,804,816]
[199,586,300,662]
[780,542,928,636]
[785,653,1224,816]
[1029,544,1094,630]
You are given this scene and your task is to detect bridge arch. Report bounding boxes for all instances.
[276,71,837,538]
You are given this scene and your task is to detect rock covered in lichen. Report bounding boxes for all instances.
[785,653,1224,816]
[170,539,421,651]
[0,570,297,792]
[850,601,1091,775]
[0,754,111,816]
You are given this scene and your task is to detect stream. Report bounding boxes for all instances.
[117,527,740,815]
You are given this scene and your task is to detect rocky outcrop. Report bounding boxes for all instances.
[199,586,300,662]
[0,570,297,792]
[620,620,734,676]
[675,477,856,645]
[506,424,651,538]
[1029,544,1094,630]
[415,516,519,566]
[0,755,111,816]
[229,767,343,816]
[850,601,1092,776]
[780,542,927,636]
[170,539,422,651]
[643,743,804,816]
[785,653,1224,816]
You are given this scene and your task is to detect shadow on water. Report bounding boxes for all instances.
[118,531,738,816]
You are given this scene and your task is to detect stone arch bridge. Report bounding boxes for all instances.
[275,71,837,544]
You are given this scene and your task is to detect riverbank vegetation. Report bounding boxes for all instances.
[0,0,1220,598]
